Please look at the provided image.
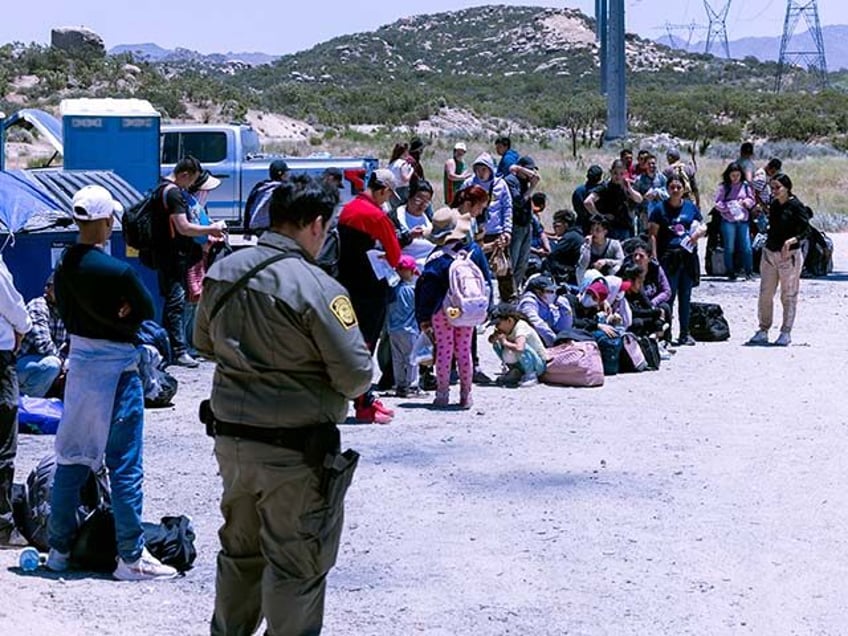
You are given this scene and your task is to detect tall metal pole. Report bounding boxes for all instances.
[0,112,5,173]
[704,1,732,58]
[606,0,627,139]
[597,0,608,95]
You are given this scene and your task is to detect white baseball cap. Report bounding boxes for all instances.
[72,185,123,221]
[454,142,467,152]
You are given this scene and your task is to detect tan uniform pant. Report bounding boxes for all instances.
[211,436,345,636]
[758,247,803,334]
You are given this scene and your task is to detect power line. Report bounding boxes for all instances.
[703,1,732,58]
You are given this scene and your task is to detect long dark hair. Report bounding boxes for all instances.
[720,161,747,200]
[389,142,409,164]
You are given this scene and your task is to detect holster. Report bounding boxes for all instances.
[321,449,360,510]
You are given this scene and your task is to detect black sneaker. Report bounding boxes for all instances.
[677,334,696,346]
[472,369,494,386]
[420,373,437,391]
[495,367,523,388]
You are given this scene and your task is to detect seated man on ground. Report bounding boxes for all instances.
[517,274,573,347]
[16,273,67,397]
[544,209,583,288]
[488,303,549,388]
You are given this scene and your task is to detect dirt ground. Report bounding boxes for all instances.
[2,235,847,636]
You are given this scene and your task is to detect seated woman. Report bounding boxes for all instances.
[488,303,549,388]
[620,265,667,339]
[623,239,672,340]
[517,274,573,347]
[576,215,625,283]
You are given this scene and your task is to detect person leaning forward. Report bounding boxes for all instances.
[194,174,374,636]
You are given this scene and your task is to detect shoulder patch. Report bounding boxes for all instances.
[330,295,358,330]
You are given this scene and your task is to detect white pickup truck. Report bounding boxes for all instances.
[159,123,378,227]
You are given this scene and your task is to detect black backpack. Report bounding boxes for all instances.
[689,302,730,342]
[316,226,341,278]
[122,183,174,269]
[802,225,834,278]
[16,453,110,552]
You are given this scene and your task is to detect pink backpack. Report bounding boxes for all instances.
[541,341,605,387]
[442,250,489,327]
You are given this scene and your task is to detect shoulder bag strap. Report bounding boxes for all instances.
[209,251,298,322]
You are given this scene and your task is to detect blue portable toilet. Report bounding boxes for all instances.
[61,98,160,194]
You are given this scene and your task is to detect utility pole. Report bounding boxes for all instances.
[596,0,608,94]
[605,0,627,140]
[703,1,732,58]
[776,0,828,92]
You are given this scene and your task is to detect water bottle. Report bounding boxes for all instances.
[19,547,43,572]
[596,311,607,325]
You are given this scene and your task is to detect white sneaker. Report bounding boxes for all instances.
[174,353,200,368]
[46,548,70,572]
[773,332,791,347]
[113,547,177,581]
[745,330,769,346]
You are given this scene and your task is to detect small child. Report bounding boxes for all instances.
[387,255,425,398]
[488,303,549,388]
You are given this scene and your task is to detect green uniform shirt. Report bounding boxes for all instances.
[194,231,373,428]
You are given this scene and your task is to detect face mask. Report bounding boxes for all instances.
[195,191,209,207]
[543,292,556,305]
[580,294,597,308]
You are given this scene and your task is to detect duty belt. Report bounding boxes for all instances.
[199,399,339,465]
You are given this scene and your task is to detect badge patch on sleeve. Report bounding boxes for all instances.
[330,295,358,330]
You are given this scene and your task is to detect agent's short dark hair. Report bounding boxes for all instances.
[269,174,339,229]
[495,136,511,148]
[767,157,783,172]
[740,141,754,156]
[174,155,201,176]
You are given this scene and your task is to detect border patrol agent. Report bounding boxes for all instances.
[195,175,374,635]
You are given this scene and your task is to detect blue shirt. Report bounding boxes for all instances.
[387,281,419,335]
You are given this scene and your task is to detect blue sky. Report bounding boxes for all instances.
[2,1,843,55]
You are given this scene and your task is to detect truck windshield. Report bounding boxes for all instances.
[241,128,261,158]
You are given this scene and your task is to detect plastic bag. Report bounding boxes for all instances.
[413,332,434,366]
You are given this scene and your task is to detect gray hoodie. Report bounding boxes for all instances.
[462,152,513,237]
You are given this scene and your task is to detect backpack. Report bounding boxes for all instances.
[689,302,730,341]
[442,250,489,327]
[245,180,280,231]
[316,226,341,278]
[541,340,604,387]
[802,224,834,278]
[122,183,175,269]
[17,453,110,552]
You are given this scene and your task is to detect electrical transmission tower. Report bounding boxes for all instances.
[662,21,706,51]
[775,0,828,92]
[703,1,732,58]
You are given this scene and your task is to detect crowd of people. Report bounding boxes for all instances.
[0,135,816,636]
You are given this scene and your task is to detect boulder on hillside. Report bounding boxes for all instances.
[51,27,105,57]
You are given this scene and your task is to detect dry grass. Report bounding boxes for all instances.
[315,136,848,232]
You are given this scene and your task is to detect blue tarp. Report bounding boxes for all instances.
[0,170,61,233]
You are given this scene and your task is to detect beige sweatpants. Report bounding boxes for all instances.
[758,247,803,333]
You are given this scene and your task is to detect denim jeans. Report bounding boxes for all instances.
[158,270,188,357]
[510,223,533,291]
[720,220,753,276]
[16,354,62,397]
[666,265,695,339]
[48,371,145,562]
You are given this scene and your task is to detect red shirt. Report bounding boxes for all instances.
[338,194,401,267]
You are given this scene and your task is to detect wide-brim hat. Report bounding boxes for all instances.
[191,169,221,192]
[426,207,472,245]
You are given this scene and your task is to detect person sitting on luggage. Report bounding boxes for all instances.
[573,272,632,338]
[620,265,668,340]
[622,239,672,344]
[16,273,68,397]
[488,303,549,388]
[517,274,573,347]
[576,215,625,283]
